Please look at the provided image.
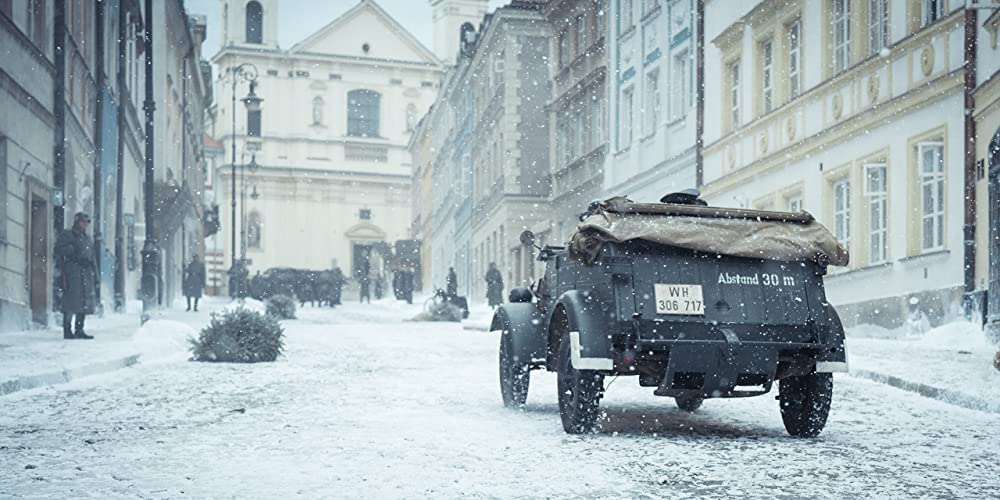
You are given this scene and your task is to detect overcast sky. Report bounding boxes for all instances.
[186,0,509,57]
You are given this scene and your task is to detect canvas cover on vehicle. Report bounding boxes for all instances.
[568,197,850,266]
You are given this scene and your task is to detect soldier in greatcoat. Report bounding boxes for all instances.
[54,212,97,339]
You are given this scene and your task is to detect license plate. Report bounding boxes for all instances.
[654,284,705,315]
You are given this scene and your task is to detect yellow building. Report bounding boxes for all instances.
[702,0,990,328]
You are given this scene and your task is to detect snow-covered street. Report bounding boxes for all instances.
[2,301,998,499]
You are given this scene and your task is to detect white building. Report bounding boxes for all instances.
[209,0,444,287]
[605,0,699,204]
[701,0,979,327]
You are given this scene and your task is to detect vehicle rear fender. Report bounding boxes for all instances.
[491,304,545,364]
[815,304,849,373]
[550,290,614,371]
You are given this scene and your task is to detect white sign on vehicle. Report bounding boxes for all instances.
[654,284,705,315]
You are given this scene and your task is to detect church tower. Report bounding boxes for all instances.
[429,0,489,65]
[221,0,280,49]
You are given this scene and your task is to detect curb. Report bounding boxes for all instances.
[462,324,489,332]
[850,368,1000,414]
[0,354,142,397]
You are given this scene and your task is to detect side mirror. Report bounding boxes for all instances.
[519,230,536,248]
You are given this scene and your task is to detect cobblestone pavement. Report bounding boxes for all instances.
[1,303,997,499]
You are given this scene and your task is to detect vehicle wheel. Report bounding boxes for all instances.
[779,372,833,437]
[498,322,530,408]
[556,331,604,434]
[674,395,703,412]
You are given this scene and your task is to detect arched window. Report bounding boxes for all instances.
[245,1,263,44]
[347,89,380,137]
[312,96,324,125]
[247,211,262,249]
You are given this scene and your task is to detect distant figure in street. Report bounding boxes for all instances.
[374,273,385,300]
[485,262,504,309]
[54,212,96,339]
[183,254,206,311]
[394,269,415,304]
[359,264,372,303]
[331,267,345,305]
[446,267,458,298]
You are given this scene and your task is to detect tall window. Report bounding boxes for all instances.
[575,104,586,157]
[761,40,774,113]
[621,87,634,148]
[729,62,741,129]
[558,30,569,68]
[644,69,660,135]
[621,0,634,31]
[347,89,381,137]
[832,0,851,73]
[921,0,943,27]
[245,1,263,44]
[919,142,945,251]
[247,110,261,137]
[575,16,586,57]
[672,50,689,119]
[869,0,888,55]
[27,0,46,51]
[788,20,802,99]
[247,212,262,249]
[591,92,605,146]
[311,96,324,125]
[865,163,888,263]
[833,178,851,249]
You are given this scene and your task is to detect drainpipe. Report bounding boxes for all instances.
[963,6,977,309]
[93,0,106,314]
[53,0,66,232]
[695,0,705,188]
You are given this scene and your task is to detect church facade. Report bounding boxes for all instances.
[207,0,445,287]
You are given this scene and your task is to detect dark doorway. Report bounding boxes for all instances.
[987,128,1000,338]
[29,196,48,325]
[352,244,371,280]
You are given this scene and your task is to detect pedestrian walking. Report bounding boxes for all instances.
[446,267,458,298]
[485,262,504,309]
[54,212,96,339]
[183,254,206,311]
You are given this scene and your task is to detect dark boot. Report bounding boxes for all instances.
[186,296,191,311]
[193,298,199,312]
[73,314,93,340]
[62,314,74,339]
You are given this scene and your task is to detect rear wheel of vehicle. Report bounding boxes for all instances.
[674,395,703,412]
[498,321,530,408]
[779,372,833,437]
[556,331,604,434]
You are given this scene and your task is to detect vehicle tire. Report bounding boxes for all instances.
[498,320,530,408]
[779,372,833,437]
[674,395,703,412]
[556,331,604,434]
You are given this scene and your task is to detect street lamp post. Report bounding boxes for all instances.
[227,63,262,299]
[139,0,158,321]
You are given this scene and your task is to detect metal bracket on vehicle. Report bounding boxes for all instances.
[569,331,613,371]
[719,328,740,361]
